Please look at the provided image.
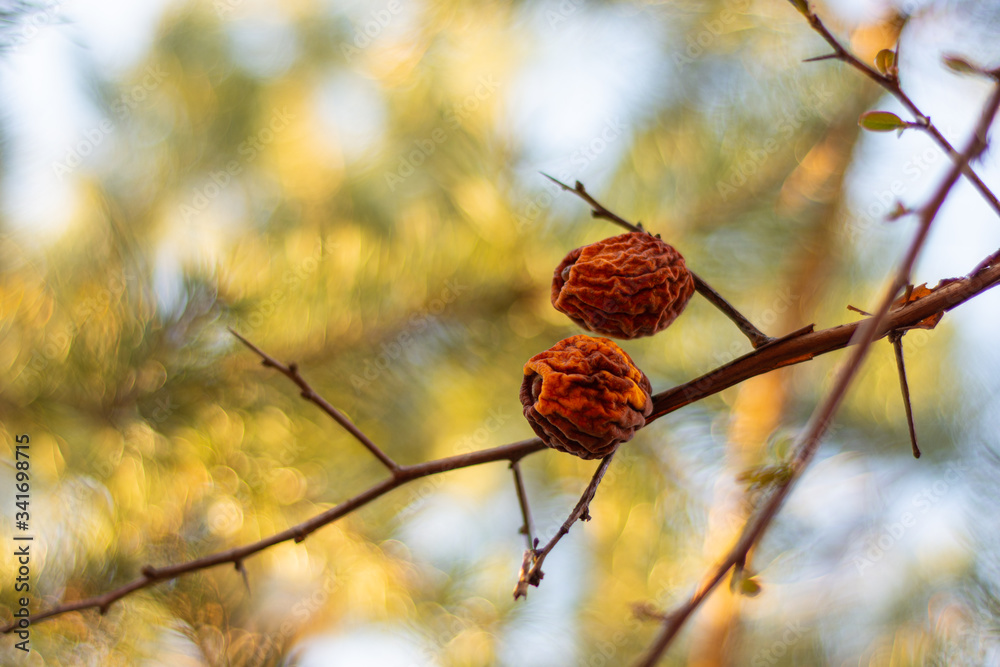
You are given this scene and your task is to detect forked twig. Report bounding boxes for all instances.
[794,0,1000,218]
[514,453,616,599]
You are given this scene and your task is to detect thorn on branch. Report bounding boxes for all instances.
[235,560,252,596]
[890,331,921,459]
[803,53,839,63]
[847,304,872,317]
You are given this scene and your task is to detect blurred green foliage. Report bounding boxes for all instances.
[1,0,998,665]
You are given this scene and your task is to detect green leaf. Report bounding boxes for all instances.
[874,49,896,76]
[740,577,762,597]
[943,55,981,75]
[858,111,907,132]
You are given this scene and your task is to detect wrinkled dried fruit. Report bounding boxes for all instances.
[520,334,653,459]
[552,231,696,339]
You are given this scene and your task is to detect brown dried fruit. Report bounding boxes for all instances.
[552,231,696,339]
[520,334,653,459]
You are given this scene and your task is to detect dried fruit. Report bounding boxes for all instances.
[520,334,653,459]
[552,231,696,339]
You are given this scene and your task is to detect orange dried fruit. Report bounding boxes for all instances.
[551,231,696,339]
[520,334,653,459]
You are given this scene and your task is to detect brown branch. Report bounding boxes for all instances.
[511,460,536,550]
[796,1,1000,218]
[514,452,616,599]
[228,327,401,474]
[6,252,1000,635]
[890,332,921,458]
[541,174,774,348]
[635,71,1000,666]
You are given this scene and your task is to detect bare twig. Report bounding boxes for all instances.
[795,1,1000,218]
[514,453,616,599]
[228,327,401,475]
[890,332,921,458]
[541,173,641,233]
[542,174,774,348]
[511,460,536,550]
[635,71,1000,666]
[6,256,1000,635]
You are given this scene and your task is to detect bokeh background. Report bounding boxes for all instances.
[2,0,1000,664]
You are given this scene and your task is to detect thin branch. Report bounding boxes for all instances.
[890,332,921,458]
[542,173,642,233]
[542,174,774,348]
[514,453,616,599]
[511,460,536,550]
[6,255,1000,634]
[797,2,1000,218]
[635,73,1000,667]
[228,327,401,475]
